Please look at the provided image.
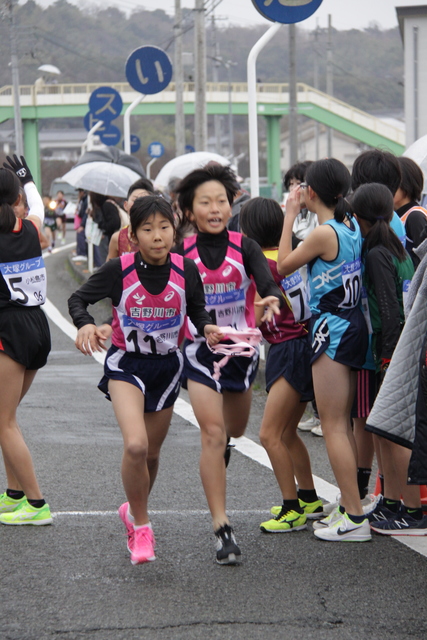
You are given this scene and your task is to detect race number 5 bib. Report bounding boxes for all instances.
[281,270,311,322]
[0,257,46,306]
[339,258,361,309]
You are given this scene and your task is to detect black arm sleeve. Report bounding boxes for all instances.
[366,247,401,361]
[68,259,123,329]
[241,236,284,305]
[183,258,213,334]
[406,210,427,250]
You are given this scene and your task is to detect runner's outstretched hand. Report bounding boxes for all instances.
[3,154,34,185]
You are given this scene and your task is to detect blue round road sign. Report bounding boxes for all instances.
[251,0,323,24]
[147,141,165,159]
[185,145,195,154]
[99,123,121,147]
[130,135,141,153]
[89,86,123,123]
[125,46,173,95]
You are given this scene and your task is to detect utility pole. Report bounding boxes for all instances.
[194,0,207,151]
[225,61,235,159]
[289,23,298,166]
[313,21,320,160]
[7,0,23,156]
[174,0,185,156]
[211,11,221,154]
[326,14,333,157]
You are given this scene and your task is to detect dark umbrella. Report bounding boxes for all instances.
[75,147,145,178]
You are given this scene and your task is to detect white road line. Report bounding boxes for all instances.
[42,287,427,557]
[52,509,270,518]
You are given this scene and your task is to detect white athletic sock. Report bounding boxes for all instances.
[134,521,152,530]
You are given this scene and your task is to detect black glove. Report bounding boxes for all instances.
[3,154,34,185]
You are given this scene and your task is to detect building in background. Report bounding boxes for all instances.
[396,4,427,146]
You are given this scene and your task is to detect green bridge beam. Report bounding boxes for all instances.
[0,97,404,193]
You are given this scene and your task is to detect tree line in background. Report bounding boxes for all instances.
[0,0,405,187]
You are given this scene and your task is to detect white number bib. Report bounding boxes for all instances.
[0,257,46,306]
[339,258,361,309]
[281,270,311,322]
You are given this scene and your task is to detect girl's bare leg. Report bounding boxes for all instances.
[188,380,229,530]
[0,354,42,499]
[312,354,362,516]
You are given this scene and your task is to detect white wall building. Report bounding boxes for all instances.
[396,5,427,146]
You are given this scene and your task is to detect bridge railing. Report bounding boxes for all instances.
[0,82,404,145]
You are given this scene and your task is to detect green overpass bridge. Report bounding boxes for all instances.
[0,81,405,189]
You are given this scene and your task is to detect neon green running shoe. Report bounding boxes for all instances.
[270,498,324,519]
[0,492,26,513]
[0,500,52,525]
[260,508,307,533]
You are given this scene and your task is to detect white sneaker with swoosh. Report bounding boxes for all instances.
[313,512,371,542]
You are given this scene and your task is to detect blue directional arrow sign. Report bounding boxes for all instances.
[147,141,165,158]
[125,46,173,95]
[130,135,141,153]
[99,123,122,147]
[88,86,123,123]
[251,0,323,24]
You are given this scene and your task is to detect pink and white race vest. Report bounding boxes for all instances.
[111,253,186,355]
[183,231,256,340]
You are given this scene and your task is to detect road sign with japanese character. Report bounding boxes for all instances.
[125,46,173,95]
[99,123,121,147]
[147,142,165,158]
[88,86,123,123]
[251,0,323,23]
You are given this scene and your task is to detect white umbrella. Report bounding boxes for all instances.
[154,152,231,191]
[403,135,427,174]
[61,162,142,198]
[37,64,61,75]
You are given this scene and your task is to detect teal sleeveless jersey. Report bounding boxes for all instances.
[308,217,363,316]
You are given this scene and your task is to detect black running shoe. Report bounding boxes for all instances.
[366,497,400,523]
[214,524,241,565]
[224,437,234,468]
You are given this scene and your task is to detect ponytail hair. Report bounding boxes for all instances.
[351,182,407,262]
[305,158,351,223]
[0,168,20,233]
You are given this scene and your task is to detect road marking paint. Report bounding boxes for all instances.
[53,509,271,517]
[44,292,427,557]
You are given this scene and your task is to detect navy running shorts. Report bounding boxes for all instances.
[182,339,259,393]
[98,345,183,413]
[265,336,314,402]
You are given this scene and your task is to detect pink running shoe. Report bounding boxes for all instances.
[118,502,134,553]
[131,526,156,565]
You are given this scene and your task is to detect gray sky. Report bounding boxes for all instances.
[35,0,427,31]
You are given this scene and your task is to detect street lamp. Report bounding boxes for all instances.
[212,56,237,160]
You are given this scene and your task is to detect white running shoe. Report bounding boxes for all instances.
[71,255,87,262]
[314,512,371,542]
[313,506,343,530]
[297,415,320,432]
[311,424,323,437]
[323,493,377,516]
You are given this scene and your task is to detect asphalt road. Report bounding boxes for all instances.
[1,238,427,640]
